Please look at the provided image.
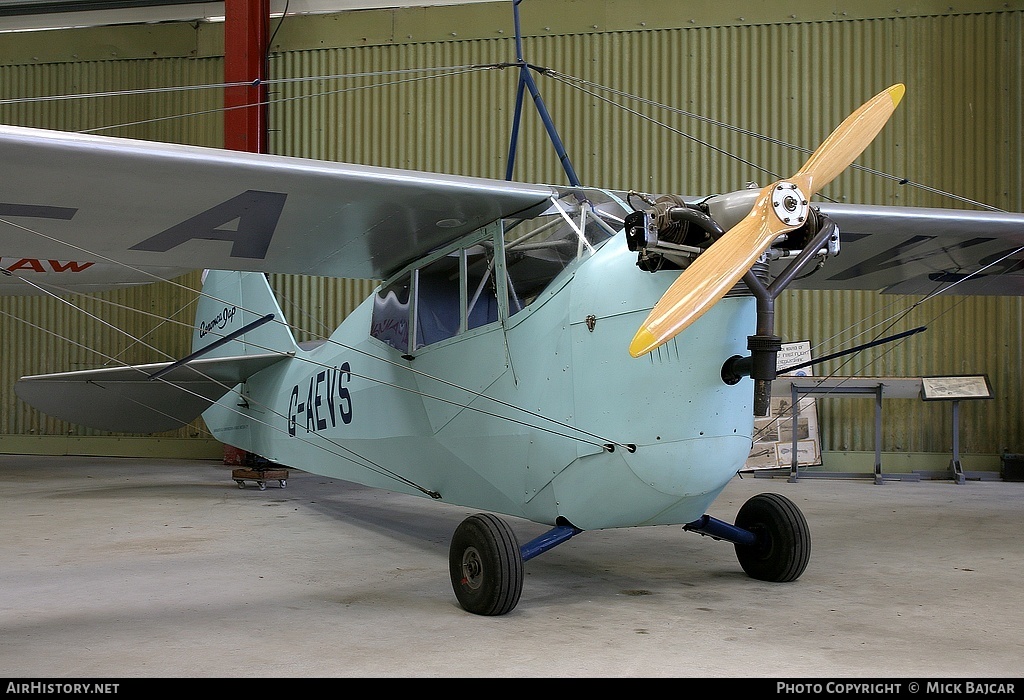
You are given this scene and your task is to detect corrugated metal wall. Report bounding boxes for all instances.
[1,1,1021,459]
[0,57,222,442]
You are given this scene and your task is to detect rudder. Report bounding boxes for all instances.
[193,270,297,358]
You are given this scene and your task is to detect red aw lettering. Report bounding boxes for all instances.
[48,260,95,272]
[4,259,95,273]
[7,258,46,272]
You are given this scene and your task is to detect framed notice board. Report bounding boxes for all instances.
[921,375,993,401]
[920,374,993,483]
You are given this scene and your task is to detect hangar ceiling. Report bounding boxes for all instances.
[0,0,499,31]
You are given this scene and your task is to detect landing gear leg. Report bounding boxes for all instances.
[449,513,523,616]
[733,493,811,582]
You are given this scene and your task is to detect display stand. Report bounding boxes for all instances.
[769,377,922,484]
[920,375,994,484]
[769,375,993,485]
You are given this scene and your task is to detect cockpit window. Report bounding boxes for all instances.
[370,189,627,353]
[414,247,499,349]
[370,276,411,352]
[370,235,501,354]
[505,188,627,316]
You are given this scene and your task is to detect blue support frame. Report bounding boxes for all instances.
[504,0,581,186]
[519,516,758,563]
[683,514,758,547]
[520,524,582,562]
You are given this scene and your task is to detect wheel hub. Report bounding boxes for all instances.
[461,545,484,590]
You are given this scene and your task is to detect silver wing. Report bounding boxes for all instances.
[3,123,1023,296]
[703,189,1024,296]
[0,124,555,284]
[0,258,191,295]
[809,202,1024,295]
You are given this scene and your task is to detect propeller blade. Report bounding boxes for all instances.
[629,84,905,358]
[790,83,905,196]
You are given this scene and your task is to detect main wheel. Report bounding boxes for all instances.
[449,513,523,616]
[734,492,810,582]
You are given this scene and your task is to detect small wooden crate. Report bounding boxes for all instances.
[232,467,289,491]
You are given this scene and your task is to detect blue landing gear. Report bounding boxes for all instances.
[733,493,810,582]
[449,516,581,616]
[449,493,809,615]
[685,492,810,583]
[449,514,524,616]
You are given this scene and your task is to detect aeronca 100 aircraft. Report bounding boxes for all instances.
[4,8,1024,616]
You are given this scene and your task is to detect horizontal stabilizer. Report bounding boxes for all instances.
[15,353,287,434]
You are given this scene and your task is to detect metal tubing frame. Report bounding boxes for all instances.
[504,0,581,186]
[683,514,758,547]
[520,524,582,561]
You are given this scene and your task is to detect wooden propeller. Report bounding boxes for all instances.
[629,84,905,358]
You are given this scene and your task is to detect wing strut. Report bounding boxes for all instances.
[505,0,581,186]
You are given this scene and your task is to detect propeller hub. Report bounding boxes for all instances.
[770,182,809,227]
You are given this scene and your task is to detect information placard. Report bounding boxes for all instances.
[921,375,993,401]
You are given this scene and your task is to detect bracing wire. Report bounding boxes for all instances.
[2,48,1020,473]
[519,68,1020,454]
[1,220,632,473]
[546,70,1009,214]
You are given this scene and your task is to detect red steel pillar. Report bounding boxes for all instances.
[223,0,270,153]
[222,0,270,468]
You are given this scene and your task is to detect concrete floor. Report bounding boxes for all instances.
[1,454,1022,678]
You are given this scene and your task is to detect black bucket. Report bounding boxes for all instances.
[1000,453,1024,482]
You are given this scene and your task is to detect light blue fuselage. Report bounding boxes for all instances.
[203,234,756,531]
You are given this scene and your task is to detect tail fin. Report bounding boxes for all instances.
[13,270,294,435]
[193,270,298,358]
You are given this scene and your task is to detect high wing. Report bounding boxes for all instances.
[3,123,1023,298]
[0,258,191,296]
[702,189,1024,297]
[808,202,1024,295]
[0,124,555,283]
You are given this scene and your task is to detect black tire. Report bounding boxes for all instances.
[449,513,523,616]
[734,493,810,583]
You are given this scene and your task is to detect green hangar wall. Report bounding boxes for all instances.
[0,0,1021,470]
